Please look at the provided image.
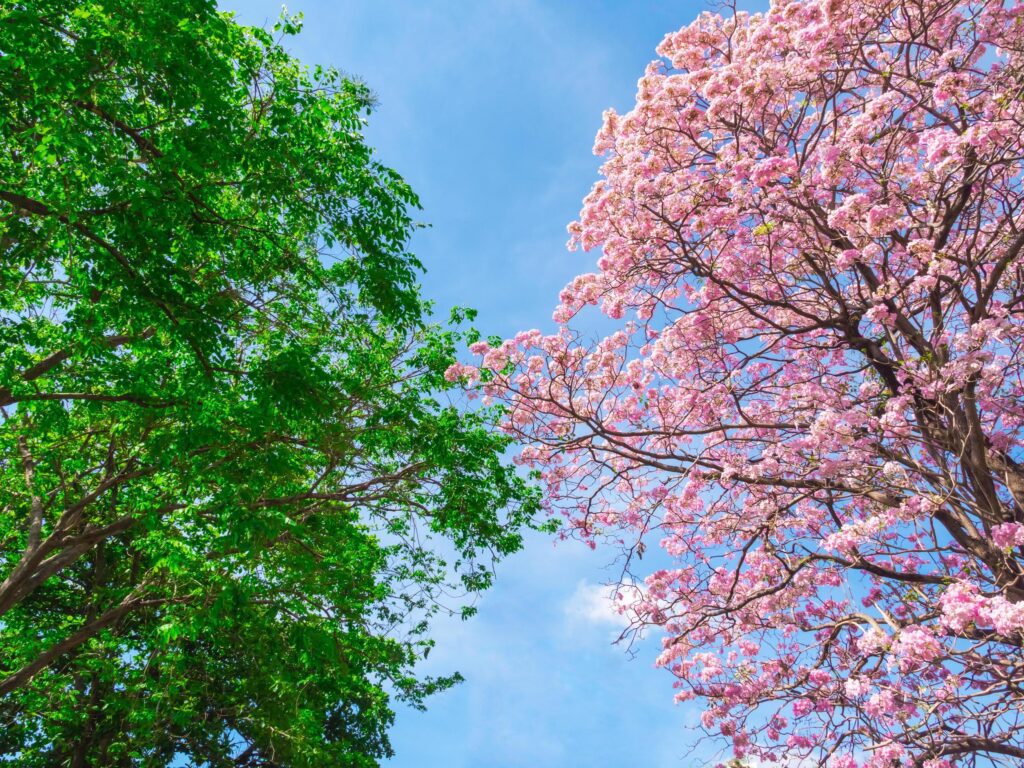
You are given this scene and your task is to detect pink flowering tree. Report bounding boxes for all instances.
[450,0,1024,765]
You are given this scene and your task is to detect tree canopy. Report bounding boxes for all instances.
[460,0,1024,765]
[0,1,539,765]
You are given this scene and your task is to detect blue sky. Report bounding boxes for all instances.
[225,2,752,765]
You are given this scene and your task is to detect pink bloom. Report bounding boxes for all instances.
[992,522,1024,550]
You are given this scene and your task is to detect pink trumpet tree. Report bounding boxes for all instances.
[452,0,1024,765]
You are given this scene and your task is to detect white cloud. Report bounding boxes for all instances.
[563,578,631,628]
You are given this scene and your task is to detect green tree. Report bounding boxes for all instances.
[0,2,540,765]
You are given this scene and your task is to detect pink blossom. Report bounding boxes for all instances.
[991,522,1024,550]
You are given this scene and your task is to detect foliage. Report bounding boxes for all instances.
[0,1,539,765]
[458,1,1024,765]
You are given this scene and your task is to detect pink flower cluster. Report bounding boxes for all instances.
[939,581,1024,635]
[991,522,1024,551]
